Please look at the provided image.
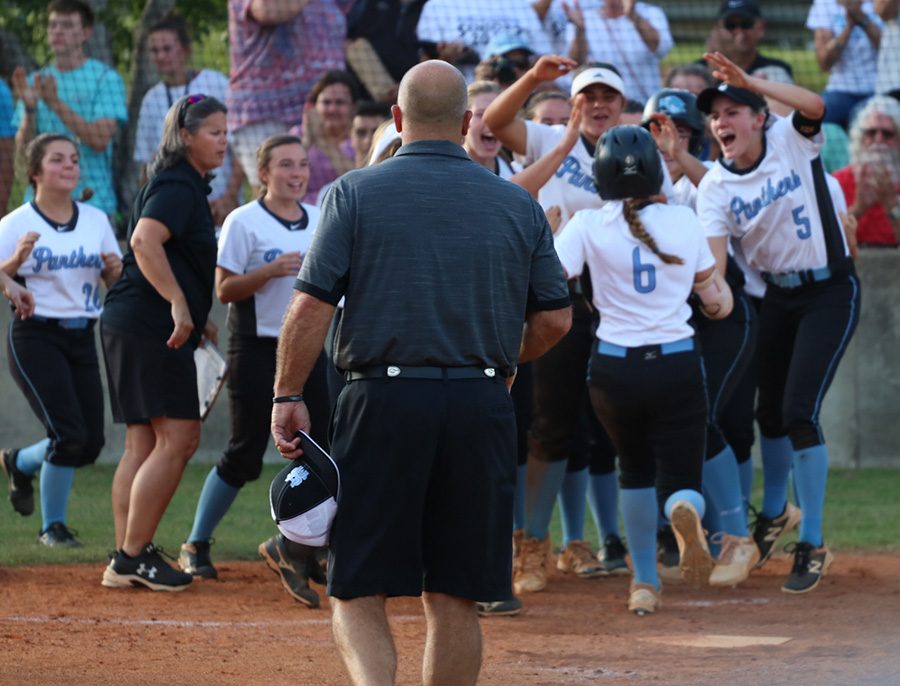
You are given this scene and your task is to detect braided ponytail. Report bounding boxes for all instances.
[622,200,683,265]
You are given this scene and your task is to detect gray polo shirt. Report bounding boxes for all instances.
[296,139,570,372]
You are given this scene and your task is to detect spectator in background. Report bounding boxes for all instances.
[289,71,358,204]
[524,89,572,126]
[566,0,674,102]
[11,0,127,218]
[227,0,352,190]
[0,78,14,218]
[349,101,391,168]
[807,0,883,129]
[705,1,794,84]
[666,63,716,95]
[345,0,427,103]
[416,0,553,81]
[135,14,243,226]
[620,98,646,124]
[833,95,900,245]
[875,0,900,98]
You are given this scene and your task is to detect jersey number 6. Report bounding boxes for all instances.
[632,247,656,294]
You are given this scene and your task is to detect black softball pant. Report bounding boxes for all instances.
[588,342,707,512]
[216,335,331,488]
[755,272,861,449]
[529,295,616,474]
[695,289,758,460]
[719,295,763,463]
[6,317,105,467]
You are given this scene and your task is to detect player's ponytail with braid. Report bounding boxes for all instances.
[622,199,683,265]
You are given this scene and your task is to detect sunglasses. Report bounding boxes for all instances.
[862,127,897,141]
[177,93,208,128]
[724,18,755,31]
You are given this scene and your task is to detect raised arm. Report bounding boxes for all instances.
[483,54,578,155]
[249,0,313,25]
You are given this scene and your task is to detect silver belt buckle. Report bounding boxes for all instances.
[483,368,496,378]
[386,365,401,377]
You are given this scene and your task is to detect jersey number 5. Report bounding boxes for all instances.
[632,247,656,294]
[793,205,812,240]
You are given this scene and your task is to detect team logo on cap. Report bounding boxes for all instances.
[285,465,310,488]
[658,95,687,116]
[624,154,638,175]
[718,83,730,92]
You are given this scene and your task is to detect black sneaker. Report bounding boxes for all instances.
[751,502,801,568]
[599,534,629,575]
[657,525,680,581]
[1,448,35,517]
[102,543,193,592]
[259,534,320,608]
[37,522,82,548]
[476,597,522,617]
[179,540,218,579]
[782,542,833,594]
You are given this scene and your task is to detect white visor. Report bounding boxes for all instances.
[570,68,626,99]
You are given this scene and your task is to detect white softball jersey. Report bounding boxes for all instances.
[555,202,715,347]
[697,114,850,275]
[217,199,320,338]
[0,201,120,319]
[523,119,676,231]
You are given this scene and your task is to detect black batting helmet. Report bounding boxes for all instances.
[593,125,663,200]
[642,88,706,157]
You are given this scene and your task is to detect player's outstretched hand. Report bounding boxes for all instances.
[704,52,752,90]
[530,55,578,82]
[647,112,680,159]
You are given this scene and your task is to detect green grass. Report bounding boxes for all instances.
[2,465,898,567]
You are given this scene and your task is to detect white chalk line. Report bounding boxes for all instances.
[0,614,424,629]
[669,597,771,608]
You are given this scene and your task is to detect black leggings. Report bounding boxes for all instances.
[695,289,758,460]
[7,318,105,467]
[755,273,860,449]
[216,335,331,488]
[719,295,763,463]
[589,343,706,511]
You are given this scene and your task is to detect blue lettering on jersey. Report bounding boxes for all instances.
[264,248,283,263]
[32,246,103,272]
[555,156,598,194]
[729,170,802,226]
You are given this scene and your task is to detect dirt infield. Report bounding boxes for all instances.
[2,552,899,685]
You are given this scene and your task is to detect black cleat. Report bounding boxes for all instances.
[179,540,218,579]
[751,502,801,568]
[259,534,321,608]
[2,448,35,516]
[782,542,833,594]
[37,522,82,548]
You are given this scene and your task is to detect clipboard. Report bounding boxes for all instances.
[194,339,228,421]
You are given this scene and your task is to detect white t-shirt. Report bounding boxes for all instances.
[565,1,673,102]
[876,18,900,94]
[217,199,321,338]
[0,201,121,318]
[806,0,883,94]
[134,69,234,200]
[524,119,676,230]
[697,115,850,274]
[555,202,714,346]
[416,0,552,81]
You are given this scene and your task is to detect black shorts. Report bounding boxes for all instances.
[326,376,517,602]
[101,323,199,424]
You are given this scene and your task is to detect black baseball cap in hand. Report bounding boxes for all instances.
[269,431,341,547]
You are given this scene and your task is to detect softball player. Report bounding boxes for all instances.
[555,125,733,615]
[696,53,860,593]
[644,90,761,586]
[0,133,121,546]
[178,135,330,603]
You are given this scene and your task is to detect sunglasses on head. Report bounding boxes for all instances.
[862,127,897,141]
[177,94,208,128]
[724,18,755,31]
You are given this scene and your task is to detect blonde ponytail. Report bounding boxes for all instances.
[622,200,683,266]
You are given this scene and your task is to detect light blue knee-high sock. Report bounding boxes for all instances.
[524,459,568,541]
[664,489,706,520]
[187,467,241,543]
[15,438,50,476]
[702,447,749,536]
[513,463,527,532]
[40,461,75,528]
[588,470,620,539]
[738,459,754,511]
[760,435,793,518]
[793,445,829,547]
[558,467,588,545]
[620,487,659,590]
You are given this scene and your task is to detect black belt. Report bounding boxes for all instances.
[29,315,94,330]
[345,365,508,381]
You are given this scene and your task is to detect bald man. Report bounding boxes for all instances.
[270,60,571,685]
